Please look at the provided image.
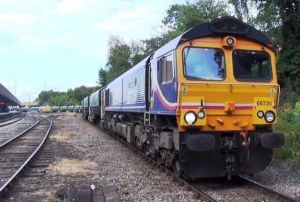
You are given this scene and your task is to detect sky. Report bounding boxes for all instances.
[0,0,184,102]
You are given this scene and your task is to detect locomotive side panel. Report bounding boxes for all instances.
[106,78,123,111]
[122,65,146,112]
[106,59,148,113]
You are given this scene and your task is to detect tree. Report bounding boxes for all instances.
[105,36,132,82]
[229,0,254,24]
[98,68,107,87]
[129,41,145,65]
[36,85,99,106]
[163,0,229,33]
[98,36,149,84]
[275,0,300,93]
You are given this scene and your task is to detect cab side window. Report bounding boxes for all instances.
[158,54,173,84]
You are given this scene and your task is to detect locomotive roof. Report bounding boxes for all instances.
[154,16,274,58]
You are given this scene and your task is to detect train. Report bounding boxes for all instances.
[81,16,285,180]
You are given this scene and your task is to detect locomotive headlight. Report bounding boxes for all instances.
[184,111,197,125]
[257,111,264,118]
[198,110,205,119]
[265,111,276,123]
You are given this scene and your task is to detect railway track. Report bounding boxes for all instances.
[0,113,25,127]
[0,114,39,146]
[0,115,53,198]
[99,126,297,202]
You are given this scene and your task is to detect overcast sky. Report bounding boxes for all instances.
[0,0,184,102]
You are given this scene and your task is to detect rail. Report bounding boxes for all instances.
[238,176,298,202]
[0,117,53,196]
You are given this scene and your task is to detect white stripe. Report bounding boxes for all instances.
[235,103,253,107]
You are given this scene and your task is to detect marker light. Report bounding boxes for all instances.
[223,36,236,48]
[198,110,205,119]
[184,111,197,125]
[257,111,264,118]
[265,111,276,123]
[227,37,235,46]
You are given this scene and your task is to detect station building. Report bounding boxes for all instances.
[0,83,20,113]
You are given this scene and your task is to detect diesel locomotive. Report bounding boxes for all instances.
[82,16,285,180]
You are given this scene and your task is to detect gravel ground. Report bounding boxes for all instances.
[4,113,201,202]
[0,113,37,144]
[4,113,300,201]
[248,160,300,198]
[63,113,200,202]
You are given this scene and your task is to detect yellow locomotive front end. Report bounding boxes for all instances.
[177,37,279,131]
[174,18,285,179]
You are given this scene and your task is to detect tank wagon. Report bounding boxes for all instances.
[74,105,81,113]
[81,96,89,120]
[88,89,103,123]
[60,106,67,112]
[82,16,285,180]
[67,106,74,112]
[52,106,59,113]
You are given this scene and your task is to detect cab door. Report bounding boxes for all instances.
[155,51,177,114]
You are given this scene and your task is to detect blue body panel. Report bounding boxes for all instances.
[105,59,146,113]
[105,36,182,115]
[149,50,177,115]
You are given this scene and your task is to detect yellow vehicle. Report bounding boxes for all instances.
[43,105,51,113]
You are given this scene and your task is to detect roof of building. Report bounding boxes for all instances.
[0,83,20,106]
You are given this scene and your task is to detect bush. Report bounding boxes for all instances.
[274,107,300,164]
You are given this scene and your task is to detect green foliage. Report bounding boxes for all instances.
[276,0,300,93]
[37,85,99,106]
[254,1,282,43]
[163,0,228,33]
[229,0,251,22]
[249,0,300,94]
[105,36,132,82]
[98,36,147,86]
[275,110,300,164]
[98,68,107,87]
